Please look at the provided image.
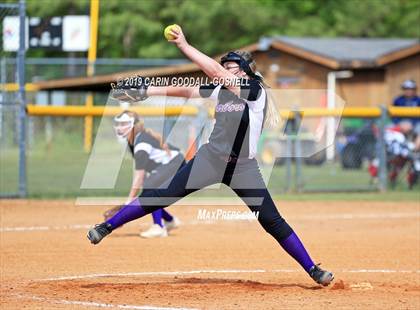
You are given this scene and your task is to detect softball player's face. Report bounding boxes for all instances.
[114,121,133,139]
[403,88,416,98]
[223,61,247,78]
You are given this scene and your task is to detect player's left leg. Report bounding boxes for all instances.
[228,160,334,286]
[88,150,220,244]
[99,159,198,235]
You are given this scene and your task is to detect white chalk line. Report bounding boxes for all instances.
[0,224,92,232]
[12,293,198,310]
[38,268,420,282]
[294,212,420,220]
[1,212,419,233]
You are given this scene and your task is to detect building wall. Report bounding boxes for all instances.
[253,50,328,90]
[252,48,419,107]
[252,50,329,109]
[385,54,420,105]
[338,70,386,107]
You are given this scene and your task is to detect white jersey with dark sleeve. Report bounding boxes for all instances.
[129,131,179,172]
[199,78,266,159]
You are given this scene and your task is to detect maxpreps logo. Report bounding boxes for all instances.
[197,208,259,221]
[215,102,245,113]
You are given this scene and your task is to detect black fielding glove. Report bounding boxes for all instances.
[110,75,149,103]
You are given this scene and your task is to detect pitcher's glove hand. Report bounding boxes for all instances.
[103,205,124,221]
[110,76,149,103]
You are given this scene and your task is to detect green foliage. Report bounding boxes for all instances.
[5,0,420,58]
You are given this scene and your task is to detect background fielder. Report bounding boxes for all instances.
[109,110,185,238]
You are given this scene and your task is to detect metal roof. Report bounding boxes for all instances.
[272,36,419,62]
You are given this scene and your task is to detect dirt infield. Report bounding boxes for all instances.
[1,199,419,309]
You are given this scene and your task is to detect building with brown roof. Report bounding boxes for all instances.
[34,37,420,107]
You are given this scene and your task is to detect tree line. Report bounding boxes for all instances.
[5,0,420,58]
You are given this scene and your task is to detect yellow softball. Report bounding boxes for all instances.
[164,24,181,40]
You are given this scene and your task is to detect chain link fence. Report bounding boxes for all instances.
[0,2,23,197]
[297,115,381,192]
[1,111,202,198]
[259,109,419,193]
[2,104,419,198]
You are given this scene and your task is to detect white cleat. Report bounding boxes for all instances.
[164,217,181,233]
[140,224,168,239]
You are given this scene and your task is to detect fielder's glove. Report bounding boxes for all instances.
[110,75,149,103]
[103,205,124,221]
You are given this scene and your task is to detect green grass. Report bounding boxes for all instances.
[1,131,419,200]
